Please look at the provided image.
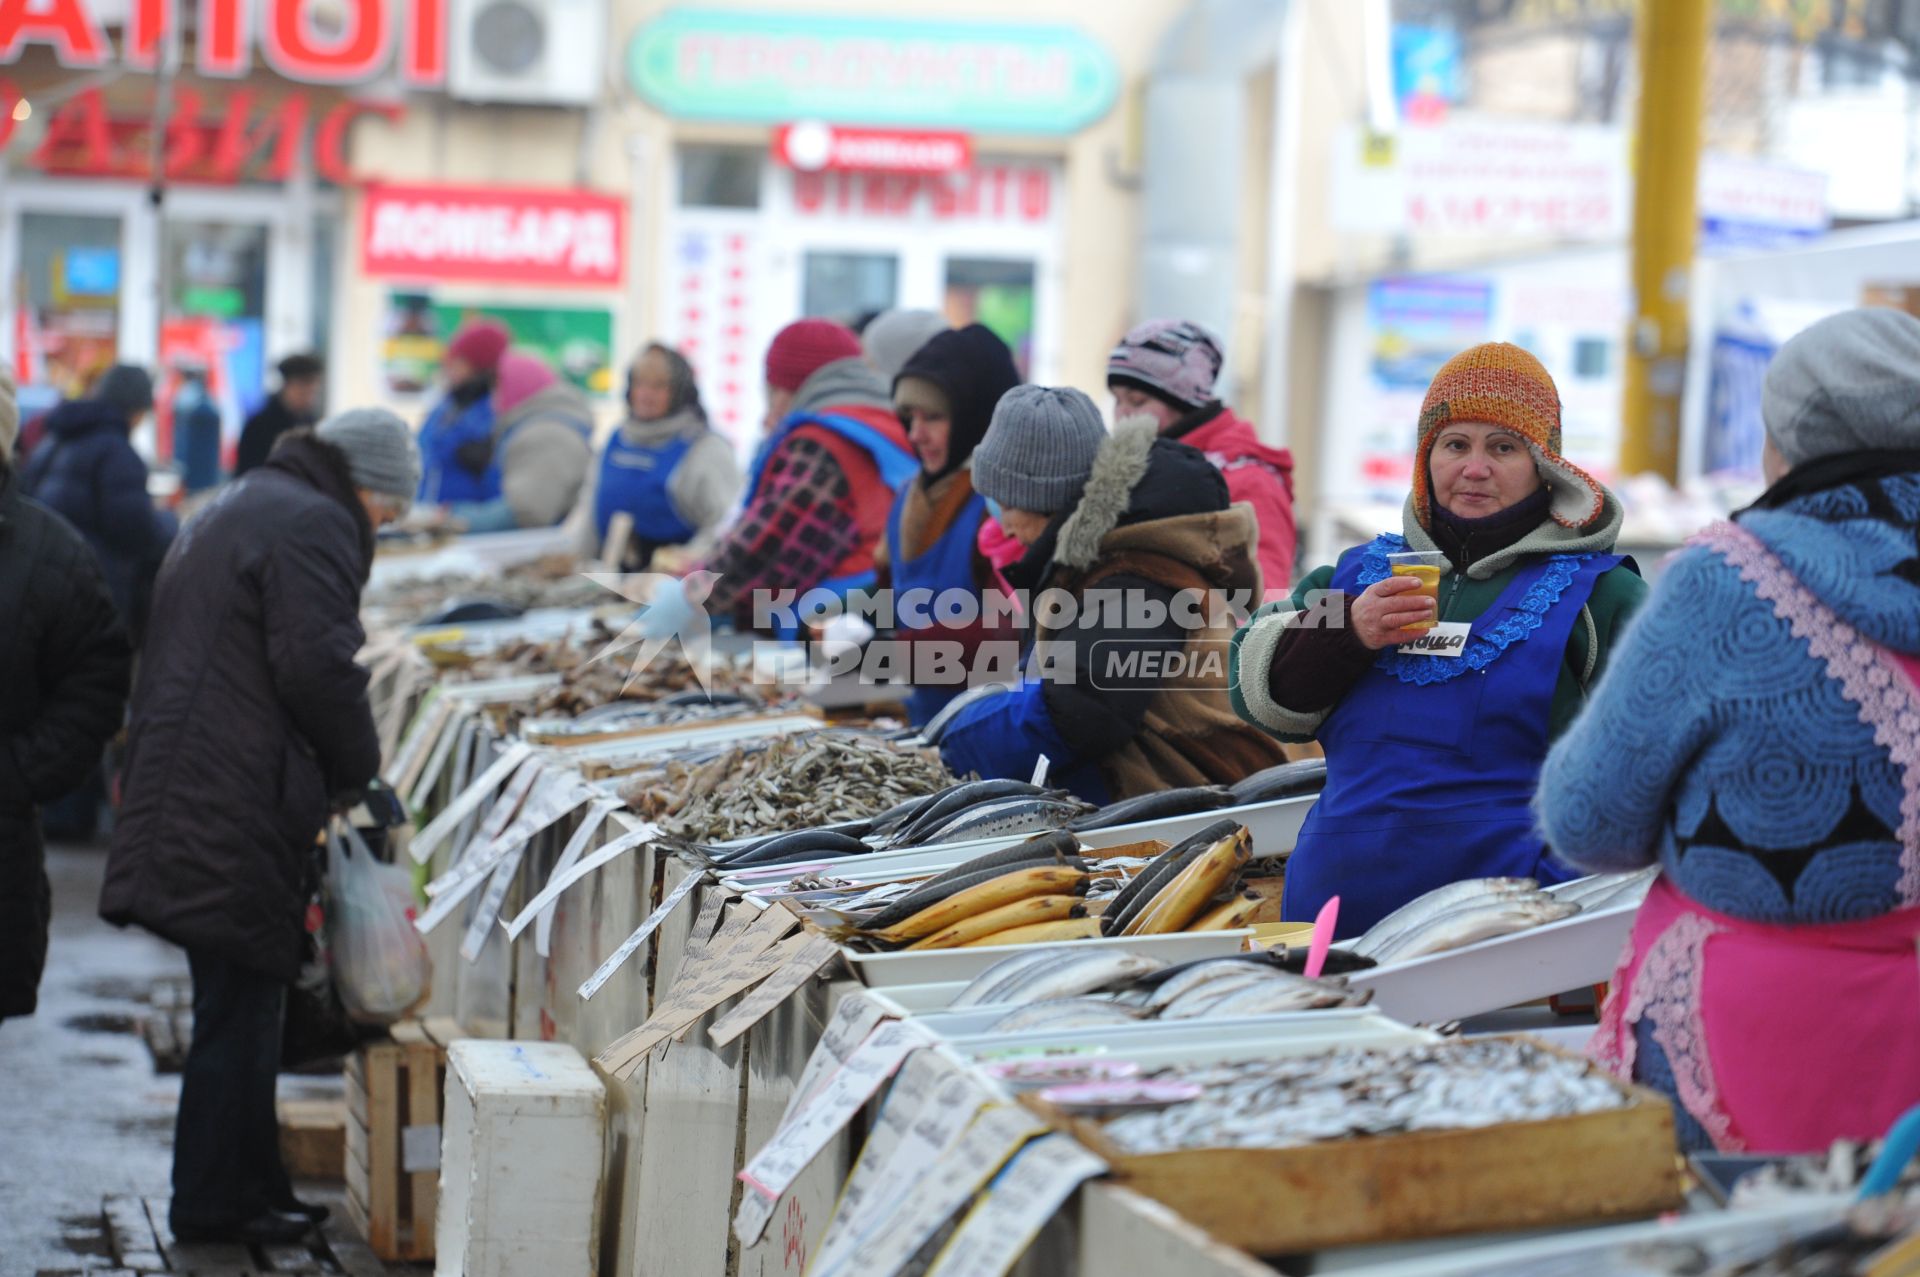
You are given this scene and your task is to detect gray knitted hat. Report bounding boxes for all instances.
[95,364,154,419]
[862,309,948,381]
[317,408,422,504]
[971,385,1108,514]
[1764,307,1920,467]
[0,367,17,461]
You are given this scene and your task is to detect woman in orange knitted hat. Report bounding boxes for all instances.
[1229,342,1648,933]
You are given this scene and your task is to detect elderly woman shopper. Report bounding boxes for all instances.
[103,410,420,1245]
[880,323,1023,724]
[1231,342,1647,934]
[1540,308,1920,1154]
[447,352,593,532]
[939,387,1286,803]
[572,342,740,567]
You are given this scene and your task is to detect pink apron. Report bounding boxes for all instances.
[1589,522,1920,1154]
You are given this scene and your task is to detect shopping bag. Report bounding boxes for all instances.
[325,819,432,1024]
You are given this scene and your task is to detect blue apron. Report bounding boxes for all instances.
[1283,535,1622,934]
[594,430,700,547]
[886,481,989,725]
[417,394,499,504]
[745,410,919,641]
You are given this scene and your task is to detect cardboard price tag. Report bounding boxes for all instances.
[576,869,705,1002]
[781,996,891,1132]
[410,739,533,863]
[706,934,839,1048]
[503,818,657,942]
[924,1135,1108,1277]
[533,797,624,956]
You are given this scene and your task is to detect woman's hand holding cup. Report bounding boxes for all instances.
[1351,575,1437,649]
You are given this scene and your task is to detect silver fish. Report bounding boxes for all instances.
[1142,959,1279,1011]
[1552,867,1658,910]
[1348,877,1541,957]
[951,948,1077,1008]
[984,998,1147,1034]
[1152,970,1283,1018]
[975,950,1165,1007]
[1193,975,1366,1018]
[915,797,1091,847]
[1369,897,1581,964]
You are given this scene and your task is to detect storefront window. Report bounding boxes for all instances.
[946,257,1037,377]
[804,251,898,323]
[161,221,270,474]
[680,146,763,209]
[311,215,337,371]
[17,212,122,404]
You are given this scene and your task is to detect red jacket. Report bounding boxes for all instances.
[1179,405,1296,597]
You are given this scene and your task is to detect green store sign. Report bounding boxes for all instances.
[628,8,1120,136]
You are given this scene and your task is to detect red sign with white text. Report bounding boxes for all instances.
[361,184,627,287]
[771,123,971,175]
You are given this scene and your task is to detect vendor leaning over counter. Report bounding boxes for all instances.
[1540,308,1920,1155]
[1230,343,1647,934]
[939,386,1287,804]
[878,323,1024,725]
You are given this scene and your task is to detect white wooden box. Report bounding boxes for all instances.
[437,1040,606,1277]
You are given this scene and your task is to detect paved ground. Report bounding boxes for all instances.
[0,842,187,1273]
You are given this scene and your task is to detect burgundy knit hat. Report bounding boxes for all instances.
[765,319,862,393]
[446,319,510,373]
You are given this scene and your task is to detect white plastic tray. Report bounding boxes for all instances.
[843,929,1252,988]
[947,1008,1434,1068]
[722,794,1316,898]
[1346,897,1639,1026]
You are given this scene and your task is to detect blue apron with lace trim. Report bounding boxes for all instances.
[886,483,989,726]
[1283,535,1622,934]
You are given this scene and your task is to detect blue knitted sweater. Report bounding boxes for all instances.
[1537,475,1920,924]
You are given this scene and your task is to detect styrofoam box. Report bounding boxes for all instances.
[844,930,1253,988]
[437,1040,606,1277]
[1345,897,1640,1026]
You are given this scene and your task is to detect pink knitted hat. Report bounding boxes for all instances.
[493,352,558,414]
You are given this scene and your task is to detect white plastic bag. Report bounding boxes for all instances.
[326,819,432,1023]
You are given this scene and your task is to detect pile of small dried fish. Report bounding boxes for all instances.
[1346,877,1583,964]
[530,655,768,718]
[1730,1138,1920,1208]
[1094,1038,1629,1154]
[627,734,953,843]
[364,554,608,620]
[951,951,1370,1029]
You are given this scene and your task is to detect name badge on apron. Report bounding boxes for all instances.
[1404,621,1471,658]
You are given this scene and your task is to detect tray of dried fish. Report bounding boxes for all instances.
[952,1010,1431,1073]
[618,732,954,844]
[1020,1034,1683,1254]
[1345,871,1657,1026]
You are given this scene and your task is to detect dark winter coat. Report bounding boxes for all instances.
[19,399,177,637]
[101,434,382,982]
[0,466,132,1018]
[235,392,308,476]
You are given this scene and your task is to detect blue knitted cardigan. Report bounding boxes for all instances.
[1538,474,1920,924]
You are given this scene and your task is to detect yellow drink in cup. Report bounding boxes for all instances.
[1385,551,1447,632]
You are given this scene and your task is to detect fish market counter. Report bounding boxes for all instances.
[365,619,1721,1277]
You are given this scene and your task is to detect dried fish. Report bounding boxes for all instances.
[1366,896,1580,964]
[985,998,1150,1033]
[1226,758,1328,804]
[910,796,1094,847]
[625,733,953,843]
[884,779,1051,846]
[959,949,1165,1007]
[1095,1038,1629,1155]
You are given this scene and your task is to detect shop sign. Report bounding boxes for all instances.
[361,184,626,287]
[772,122,970,175]
[2,83,402,183]
[0,0,446,85]
[1329,118,1628,241]
[1697,152,1828,254]
[383,293,614,396]
[629,8,1118,136]
[791,163,1053,224]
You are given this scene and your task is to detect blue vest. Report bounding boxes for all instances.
[594,430,701,548]
[1283,535,1622,935]
[886,481,989,725]
[417,394,499,504]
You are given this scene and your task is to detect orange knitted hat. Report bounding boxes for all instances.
[1412,342,1604,530]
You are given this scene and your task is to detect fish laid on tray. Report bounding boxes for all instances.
[1342,867,1659,965]
[1089,1037,1629,1154]
[948,950,1372,1030]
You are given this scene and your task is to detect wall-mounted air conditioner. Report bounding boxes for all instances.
[448,0,604,107]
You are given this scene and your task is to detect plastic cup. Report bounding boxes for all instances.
[1386,551,1447,631]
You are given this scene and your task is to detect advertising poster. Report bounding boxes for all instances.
[383,292,614,398]
[1359,276,1494,491]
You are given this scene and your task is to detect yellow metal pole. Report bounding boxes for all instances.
[1620,0,1713,481]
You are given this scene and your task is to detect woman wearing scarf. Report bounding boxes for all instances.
[573,343,741,567]
[1540,308,1920,1154]
[880,323,1023,724]
[1230,342,1647,934]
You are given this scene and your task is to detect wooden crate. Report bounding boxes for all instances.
[344,1016,464,1262]
[278,1097,346,1181]
[1024,1044,1683,1256]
